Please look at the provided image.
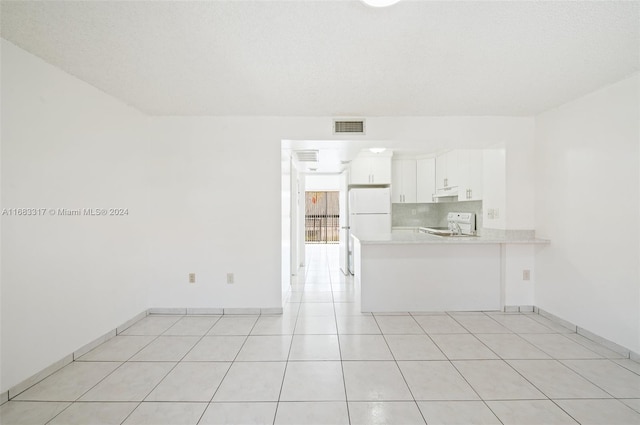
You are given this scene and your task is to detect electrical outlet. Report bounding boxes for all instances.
[523,269,531,281]
[189,273,196,284]
[487,208,501,220]
[227,273,234,284]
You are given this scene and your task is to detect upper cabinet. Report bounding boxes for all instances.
[391,159,417,203]
[352,149,482,202]
[416,157,436,203]
[350,153,392,185]
[457,150,483,201]
[435,149,483,200]
[435,150,459,190]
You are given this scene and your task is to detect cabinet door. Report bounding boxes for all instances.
[457,150,483,200]
[392,159,417,203]
[391,159,403,203]
[436,150,459,188]
[467,150,483,200]
[403,160,417,203]
[445,150,459,188]
[416,158,436,203]
[350,156,371,184]
[370,156,391,185]
[435,154,447,189]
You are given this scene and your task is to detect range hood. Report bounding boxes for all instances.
[433,186,459,200]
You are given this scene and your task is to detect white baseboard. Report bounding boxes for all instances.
[8,354,73,400]
[577,326,630,357]
[148,308,187,315]
[534,306,638,361]
[73,329,116,360]
[224,308,261,315]
[536,307,577,332]
[7,310,148,400]
[5,303,636,405]
[187,308,224,315]
[503,305,534,313]
[116,310,148,334]
[148,307,283,315]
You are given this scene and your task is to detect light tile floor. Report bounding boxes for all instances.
[2,244,640,424]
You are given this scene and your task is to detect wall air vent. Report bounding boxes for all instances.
[294,150,319,162]
[333,119,365,135]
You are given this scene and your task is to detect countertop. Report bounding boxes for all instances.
[354,228,550,245]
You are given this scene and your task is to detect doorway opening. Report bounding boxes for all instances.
[305,191,339,244]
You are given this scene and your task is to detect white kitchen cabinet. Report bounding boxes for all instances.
[350,153,392,185]
[435,150,459,189]
[391,159,417,203]
[457,149,483,201]
[416,157,436,203]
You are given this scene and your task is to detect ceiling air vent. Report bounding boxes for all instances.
[333,119,365,135]
[294,150,319,162]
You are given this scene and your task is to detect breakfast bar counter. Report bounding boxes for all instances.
[351,231,549,313]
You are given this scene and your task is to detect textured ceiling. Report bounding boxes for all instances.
[1,1,638,116]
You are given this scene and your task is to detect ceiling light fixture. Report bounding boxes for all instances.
[361,0,401,7]
[369,148,387,154]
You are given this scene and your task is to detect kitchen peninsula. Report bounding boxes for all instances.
[351,231,549,312]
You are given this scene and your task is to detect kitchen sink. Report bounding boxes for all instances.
[418,227,477,237]
[433,233,478,238]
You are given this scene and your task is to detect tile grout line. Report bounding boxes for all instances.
[42,326,172,425]
[272,281,303,425]
[375,313,428,425]
[423,315,506,425]
[191,314,265,424]
[328,249,352,425]
[118,317,218,425]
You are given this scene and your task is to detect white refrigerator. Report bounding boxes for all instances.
[348,187,391,274]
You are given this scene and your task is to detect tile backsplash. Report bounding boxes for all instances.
[392,200,483,231]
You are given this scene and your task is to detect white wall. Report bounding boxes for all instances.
[534,73,640,352]
[305,174,340,191]
[505,123,536,230]
[482,149,507,230]
[281,158,291,295]
[146,116,534,311]
[1,40,150,392]
[503,245,535,307]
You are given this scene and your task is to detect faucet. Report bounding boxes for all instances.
[452,222,462,235]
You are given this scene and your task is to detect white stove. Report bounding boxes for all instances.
[447,212,476,236]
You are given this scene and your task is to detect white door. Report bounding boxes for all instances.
[339,171,349,274]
